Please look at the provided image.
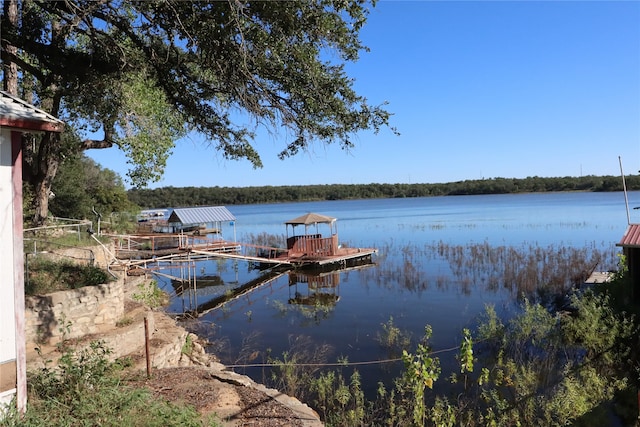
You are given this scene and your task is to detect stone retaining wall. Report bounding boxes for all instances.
[25,279,125,346]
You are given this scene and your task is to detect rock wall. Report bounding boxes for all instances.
[24,280,125,346]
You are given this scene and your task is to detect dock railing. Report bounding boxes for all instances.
[287,234,338,257]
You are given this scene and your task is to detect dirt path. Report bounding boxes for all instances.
[127,366,321,426]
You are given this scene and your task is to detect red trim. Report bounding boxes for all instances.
[0,117,63,133]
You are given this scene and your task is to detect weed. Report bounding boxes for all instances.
[376,316,411,354]
[182,334,194,355]
[116,316,134,327]
[132,280,167,308]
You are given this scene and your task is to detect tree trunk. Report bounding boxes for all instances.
[2,0,18,94]
[23,132,62,226]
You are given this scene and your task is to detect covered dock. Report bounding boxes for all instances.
[112,211,376,272]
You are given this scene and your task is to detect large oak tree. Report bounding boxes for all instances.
[1,0,395,225]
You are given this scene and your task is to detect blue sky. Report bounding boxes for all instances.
[87,1,640,189]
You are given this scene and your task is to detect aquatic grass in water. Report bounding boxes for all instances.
[366,240,618,303]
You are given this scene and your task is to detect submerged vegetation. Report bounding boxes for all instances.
[364,240,618,304]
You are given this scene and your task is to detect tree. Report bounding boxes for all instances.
[1,0,396,225]
[50,150,136,221]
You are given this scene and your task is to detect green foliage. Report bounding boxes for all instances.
[1,341,216,427]
[311,369,367,427]
[182,334,194,356]
[51,153,138,221]
[457,290,637,427]
[117,72,186,186]
[400,326,441,425]
[260,270,638,426]
[126,174,640,208]
[4,0,395,225]
[459,328,474,374]
[25,257,112,295]
[376,316,411,354]
[266,335,332,400]
[132,280,167,309]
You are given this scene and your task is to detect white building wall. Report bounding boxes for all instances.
[0,128,17,407]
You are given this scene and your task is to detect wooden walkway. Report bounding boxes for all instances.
[112,233,377,270]
[190,246,377,268]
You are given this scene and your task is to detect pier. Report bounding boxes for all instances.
[111,233,376,270]
[110,211,377,272]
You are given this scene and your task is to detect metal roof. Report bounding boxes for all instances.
[617,224,640,247]
[0,91,64,133]
[285,213,336,225]
[168,206,235,225]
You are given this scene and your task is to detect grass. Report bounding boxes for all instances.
[24,232,110,252]
[24,257,113,295]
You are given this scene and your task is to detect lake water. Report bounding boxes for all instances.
[154,191,638,396]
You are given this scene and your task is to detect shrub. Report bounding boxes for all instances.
[1,341,217,427]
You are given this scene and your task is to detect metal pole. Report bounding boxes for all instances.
[619,156,631,225]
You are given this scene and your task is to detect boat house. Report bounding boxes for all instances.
[167,206,236,239]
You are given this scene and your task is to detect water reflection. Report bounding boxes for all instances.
[179,269,287,318]
[288,270,341,307]
[165,259,376,321]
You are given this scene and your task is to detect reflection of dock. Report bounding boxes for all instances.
[180,270,288,318]
[287,262,374,308]
[109,211,378,317]
[175,261,375,319]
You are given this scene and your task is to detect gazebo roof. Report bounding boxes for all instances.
[285,213,336,225]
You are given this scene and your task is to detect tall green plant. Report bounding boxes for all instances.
[400,325,441,426]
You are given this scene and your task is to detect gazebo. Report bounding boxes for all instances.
[284,213,339,257]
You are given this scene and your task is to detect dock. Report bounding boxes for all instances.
[111,210,377,272]
[111,234,376,269]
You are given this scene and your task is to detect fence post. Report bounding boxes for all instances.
[144,316,151,378]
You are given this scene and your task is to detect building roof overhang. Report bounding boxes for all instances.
[0,90,64,133]
[617,223,640,248]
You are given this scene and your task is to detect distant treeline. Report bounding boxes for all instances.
[127,175,640,209]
